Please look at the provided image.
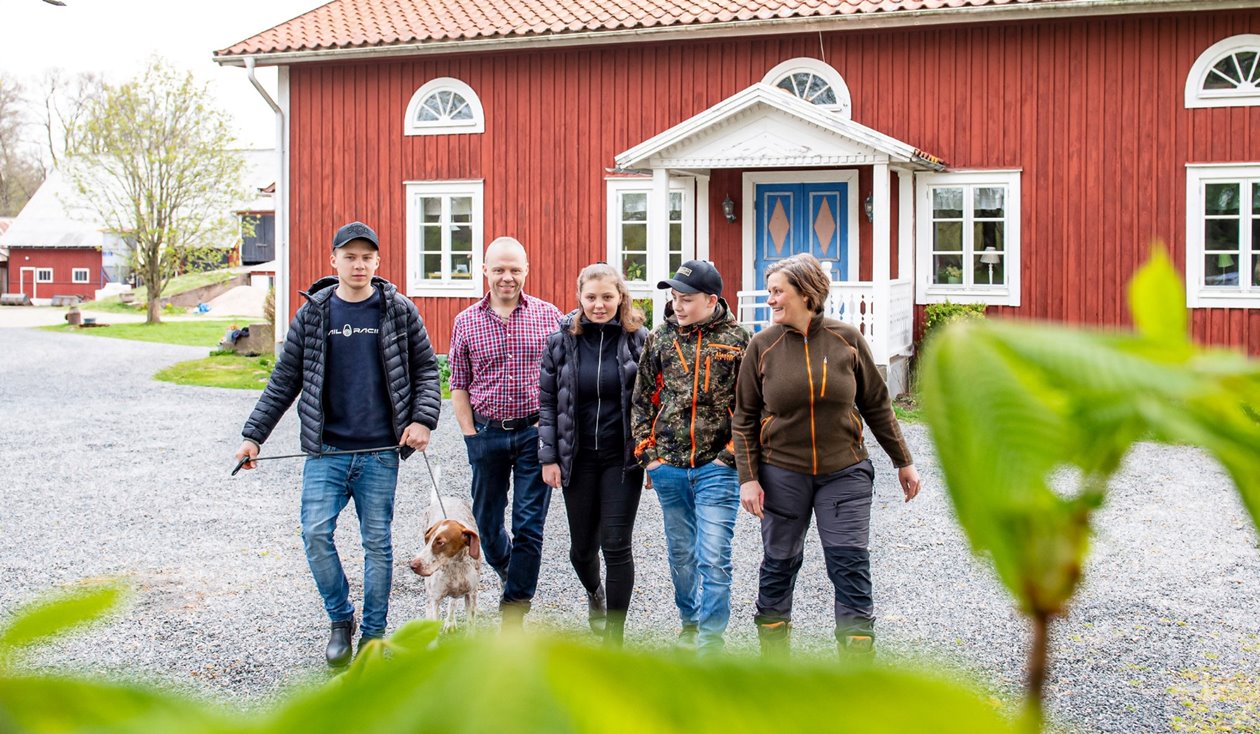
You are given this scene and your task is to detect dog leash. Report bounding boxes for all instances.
[231,445,402,476]
[419,450,448,519]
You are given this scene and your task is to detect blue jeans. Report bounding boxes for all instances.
[465,423,552,605]
[650,461,740,652]
[300,446,399,639]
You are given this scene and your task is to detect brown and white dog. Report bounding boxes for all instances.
[409,477,481,631]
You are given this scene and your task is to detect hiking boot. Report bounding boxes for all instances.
[836,621,876,662]
[675,623,699,652]
[500,600,528,632]
[357,635,382,660]
[325,617,356,668]
[587,585,607,635]
[756,619,791,658]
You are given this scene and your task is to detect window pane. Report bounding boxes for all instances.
[933,255,964,285]
[1253,253,1260,288]
[420,96,444,120]
[804,74,829,102]
[451,224,472,252]
[974,187,1005,217]
[437,90,454,112]
[1211,56,1241,84]
[422,225,443,253]
[622,222,646,252]
[1238,52,1259,83]
[669,222,681,250]
[422,197,442,223]
[451,196,472,222]
[451,253,473,279]
[973,252,1004,285]
[670,252,682,274]
[934,222,963,251]
[1205,219,1239,250]
[622,253,647,281]
[975,221,1005,250]
[775,77,796,95]
[1204,253,1239,287]
[450,102,473,120]
[423,253,442,279]
[622,193,647,222]
[1253,182,1260,211]
[933,188,964,218]
[669,192,682,219]
[1205,183,1240,215]
[814,87,837,105]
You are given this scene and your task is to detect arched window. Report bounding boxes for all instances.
[763,58,852,118]
[1185,35,1260,109]
[405,77,485,136]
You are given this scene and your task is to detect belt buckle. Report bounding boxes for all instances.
[500,417,520,431]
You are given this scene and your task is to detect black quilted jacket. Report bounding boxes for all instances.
[241,276,442,458]
[538,310,647,486]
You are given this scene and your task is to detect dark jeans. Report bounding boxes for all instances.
[465,422,552,605]
[755,460,875,634]
[562,446,643,613]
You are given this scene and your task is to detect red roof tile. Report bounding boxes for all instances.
[216,0,1074,57]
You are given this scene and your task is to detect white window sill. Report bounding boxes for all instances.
[1188,290,1260,309]
[406,281,482,299]
[920,286,1019,307]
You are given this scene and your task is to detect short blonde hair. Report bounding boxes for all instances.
[764,254,831,315]
[571,262,646,334]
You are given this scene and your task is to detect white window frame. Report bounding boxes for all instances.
[605,177,695,299]
[1185,163,1260,309]
[915,170,1022,307]
[72,268,90,283]
[404,77,485,136]
[1185,35,1260,109]
[35,268,53,283]
[763,58,852,119]
[404,180,484,298]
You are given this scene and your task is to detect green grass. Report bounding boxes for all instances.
[155,354,275,390]
[93,268,243,310]
[893,392,923,424]
[42,319,239,348]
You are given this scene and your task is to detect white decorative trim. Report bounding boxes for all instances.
[1185,35,1260,109]
[740,169,860,293]
[404,77,485,136]
[763,57,852,118]
[71,268,90,283]
[404,180,485,298]
[35,268,53,283]
[1185,162,1260,309]
[914,169,1022,307]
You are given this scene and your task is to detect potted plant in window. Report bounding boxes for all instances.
[939,264,963,285]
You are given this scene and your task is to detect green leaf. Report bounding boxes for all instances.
[0,583,123,653]
[1128,245,1188,348]
[0,675,242,734]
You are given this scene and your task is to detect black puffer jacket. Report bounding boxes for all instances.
[241,276,442,459]
[538,311,647,486]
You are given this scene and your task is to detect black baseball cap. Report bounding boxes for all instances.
[331,221,379,250]
[658,259,723,296]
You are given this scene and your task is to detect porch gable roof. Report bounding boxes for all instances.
[614,83,947,171]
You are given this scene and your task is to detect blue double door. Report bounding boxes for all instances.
[754,182,850,288]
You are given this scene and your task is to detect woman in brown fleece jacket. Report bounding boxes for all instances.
[731,253,921,658]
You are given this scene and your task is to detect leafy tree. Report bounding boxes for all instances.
[0,73,46,217]
[40,68,104,169]
[66,59,247,324]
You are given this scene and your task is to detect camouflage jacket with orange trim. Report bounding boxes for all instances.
[630,299,750,469]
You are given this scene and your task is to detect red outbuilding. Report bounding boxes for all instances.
[215,0,1260,389]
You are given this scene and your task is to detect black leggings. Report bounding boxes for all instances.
[562,447,644,613]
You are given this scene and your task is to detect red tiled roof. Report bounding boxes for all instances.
[217,0,1073,57]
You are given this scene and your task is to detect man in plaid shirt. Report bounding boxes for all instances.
[449,236,562,628]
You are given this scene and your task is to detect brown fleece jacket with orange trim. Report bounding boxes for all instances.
[731,313,912,485]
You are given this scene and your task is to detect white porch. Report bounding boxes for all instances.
[615,83,945,391]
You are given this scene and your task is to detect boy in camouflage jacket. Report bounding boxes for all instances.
[631,260,749,653]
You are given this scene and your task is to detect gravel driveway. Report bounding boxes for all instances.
[0,325,1256,732]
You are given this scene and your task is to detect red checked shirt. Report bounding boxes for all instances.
[448,292,563,420]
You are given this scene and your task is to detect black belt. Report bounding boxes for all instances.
[474,412,539,431]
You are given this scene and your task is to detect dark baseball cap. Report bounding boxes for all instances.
[331,221,379,250]
[658,259,723,296]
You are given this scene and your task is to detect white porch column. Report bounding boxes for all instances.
[649,167,671,324]
[696,173,710,262]
[897,169,912,282]
[872,162,891,365]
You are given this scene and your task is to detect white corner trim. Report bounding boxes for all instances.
[1185,34,1260,109]
[404,77,486,136]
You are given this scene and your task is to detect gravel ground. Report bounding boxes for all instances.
[0,326,1257,732]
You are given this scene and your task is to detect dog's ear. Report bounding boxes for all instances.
[463,529,480,560]
[423,524,438,544]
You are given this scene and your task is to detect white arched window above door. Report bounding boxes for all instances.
[1185,35,1260,109]
[763,58,852,118]
[405,77,485,135]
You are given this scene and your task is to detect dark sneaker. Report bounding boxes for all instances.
[838,633,875,661]
[357,635,383,660]
[326,617,356,668]
[500,600,528,632]
[675,623,699,651]
[587,585,607,635]
[756,619,791,658]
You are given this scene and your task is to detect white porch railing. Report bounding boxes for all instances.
[735,277,915,366]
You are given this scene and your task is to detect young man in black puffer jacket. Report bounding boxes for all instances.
[538,263,648,646]
[234,221,441,668]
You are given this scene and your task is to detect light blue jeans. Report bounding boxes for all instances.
[650,460,740,653]
[300,446,399,639]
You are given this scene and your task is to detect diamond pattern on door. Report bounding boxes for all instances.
[813,198,836,256]
[768,199,791,255]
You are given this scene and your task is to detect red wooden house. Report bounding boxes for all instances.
[215,0,1260,391]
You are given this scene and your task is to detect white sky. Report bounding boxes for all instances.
[1,0,322,150]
